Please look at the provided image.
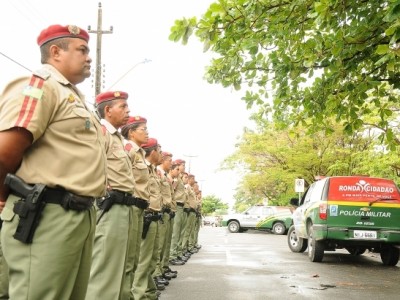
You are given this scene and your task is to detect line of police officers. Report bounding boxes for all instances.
[0,24,203,300]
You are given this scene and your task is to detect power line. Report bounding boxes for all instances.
[106,58,151,91]
[0,51,31,72]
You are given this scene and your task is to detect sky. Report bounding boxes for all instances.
[0,0,254,208]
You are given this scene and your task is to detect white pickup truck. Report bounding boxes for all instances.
[221,205,293,234]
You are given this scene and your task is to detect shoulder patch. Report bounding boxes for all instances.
[101,125,107,136]
[125,143,133,152]
[15,75,45,127]
[22,75,45,100]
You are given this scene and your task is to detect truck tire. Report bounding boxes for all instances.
[287,226,308,253]
[380,246,400,266]
[272,222,286,235]
[307,224,324,262]
[228,220,240,233]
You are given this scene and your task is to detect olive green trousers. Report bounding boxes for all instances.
[1,195,95,300]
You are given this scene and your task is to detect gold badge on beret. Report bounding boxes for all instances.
[134,116,141,120]
[68,25,80,35]
[114,92,121,97]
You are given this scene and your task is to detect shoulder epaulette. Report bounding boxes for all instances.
[32,69,51,80]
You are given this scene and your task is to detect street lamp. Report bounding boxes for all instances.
[106,58,151,90]
[183,154,198,174]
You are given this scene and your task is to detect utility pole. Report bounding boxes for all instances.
[88,2,113,97]
[183,154,198,174]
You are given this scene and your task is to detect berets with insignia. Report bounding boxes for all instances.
[126,116,147,126]
[141,138,158,149]
[95,91,129,105]
[37,24,90,46]
[162,152,173,158]
[174,159,186,165]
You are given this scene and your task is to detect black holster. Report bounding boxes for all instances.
[142,215,153,239]
[4,174,46,244]
[142,212,161,239]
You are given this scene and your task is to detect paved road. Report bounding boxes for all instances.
[161,226,400,300]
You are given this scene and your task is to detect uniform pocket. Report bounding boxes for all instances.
[71,107,97,141]
[0,195,19,222]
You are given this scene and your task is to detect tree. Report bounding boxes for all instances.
[201,195,229,215]
[222,117,400,207]
[170,0,400,148]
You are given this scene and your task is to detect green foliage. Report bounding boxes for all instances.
[170,0,400,148]
[221,118,400,206]
[201,195,229,215]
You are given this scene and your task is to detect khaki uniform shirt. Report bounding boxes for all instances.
[196,194,202,212]
[101,119,134,194]
[173,176,186,204]
[125,140,149,202]
[186,184,197,210]
[157,166,173,209]
[147,164,162,212]
[0,64,107,197]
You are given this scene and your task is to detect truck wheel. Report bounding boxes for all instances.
[287,226,308,253]
[272,222,286,235]
[228,221,240,233]
[380,246,400,266]
[307,224,324,262]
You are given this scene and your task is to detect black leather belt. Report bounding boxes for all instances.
[134,197,149,209]
[110,190,149,209]
[176,202,184,207]
[43,187,94,211]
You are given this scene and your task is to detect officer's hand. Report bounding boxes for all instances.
[0,200,5,213]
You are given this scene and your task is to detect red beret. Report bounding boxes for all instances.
[141,138,158,149]
[174,159,186,165]
[126,116,147,126]
[162,152,173,157]
[95,91,128,105]
[37,24,89,46]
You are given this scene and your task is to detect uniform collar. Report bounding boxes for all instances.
[100,119,118,135]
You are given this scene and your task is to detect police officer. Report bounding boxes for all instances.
[0,24,107,300]
[189,182,202,252]
[153,152,174,284]
[121,115,150,297]
[181,174,198,256]
[169,163,189,265]
[86,91,135,300]
[132,138,164,299]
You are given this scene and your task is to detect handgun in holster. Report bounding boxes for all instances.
[142,214,153,239]
[4,173,46,244]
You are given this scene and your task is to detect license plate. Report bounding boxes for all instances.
[353,230,377,239]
